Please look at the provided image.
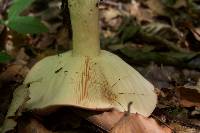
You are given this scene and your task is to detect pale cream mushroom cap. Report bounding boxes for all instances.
[24,50,157,117]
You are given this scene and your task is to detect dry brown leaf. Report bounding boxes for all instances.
[173,0,187,8]
[191,27,200,42]
[87,109,124,131]
[17,118,52,133]
[88,110,171,133]
[144,0,187,17]
[170,123,200,133]
[101,7,122,30]
[176,86,200,108]
[125,1,154,23]
[145,0,166,15]
[2,85,30,133]
[111,113,172,133]
[101,7,121,22]
[0,64,29,82]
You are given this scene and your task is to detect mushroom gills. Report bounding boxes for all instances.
[24,50,157,117]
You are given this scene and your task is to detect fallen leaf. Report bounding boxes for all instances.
[173,0,187,8]
[170,122,200,133]
[0,64,29,82]
[191,107,200,116]
[2,85,29,133]
[176,79,200,108]
[88,109,171,133]
[87,109,124,131]
[111,113,172,133]
[176,86,200,107]
[125,1,155,23]
[101,7,122,30]
[142,22,180,41]
[17,118,52,133]
[101,7,121,23]
[191,27,200,42]
[145,0,166,16]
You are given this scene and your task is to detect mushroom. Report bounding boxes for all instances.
[2,0,157,132]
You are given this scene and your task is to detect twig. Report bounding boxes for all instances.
[164,112,200,131]
[151,114,175,132]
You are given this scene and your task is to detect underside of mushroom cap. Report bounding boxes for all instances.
[24,50,157,117]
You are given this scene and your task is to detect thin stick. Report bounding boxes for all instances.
[151,114,175,132]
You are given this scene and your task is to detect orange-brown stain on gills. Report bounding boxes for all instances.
[74,57,119,106]
[76,57,92,103]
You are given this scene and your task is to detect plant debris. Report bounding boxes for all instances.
[0,0,200,132]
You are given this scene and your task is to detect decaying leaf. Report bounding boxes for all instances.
[125,1,155,23]
[145,0,187,15]
[176,80,200,107]
[111,113,172,133]
[88,109,171,133]
[172,0,187,9]
[0,64,29,82]
[87,109,124,131]
[2,85,29,133]
[17,118,52,133]
[145,0,166,16]
[191,27,200,42]
[141,22,180,41]
[170,122,200,133]
[101,7,122,30]
[101,7,121,23]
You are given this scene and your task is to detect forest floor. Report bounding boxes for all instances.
[0,0,200,132]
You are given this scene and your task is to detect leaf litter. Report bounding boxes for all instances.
[1,0,200,132]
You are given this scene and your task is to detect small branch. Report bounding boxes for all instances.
[161,110,200,131]
[151,114,175,132]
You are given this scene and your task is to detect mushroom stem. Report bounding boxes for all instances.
[68,0,100,56]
